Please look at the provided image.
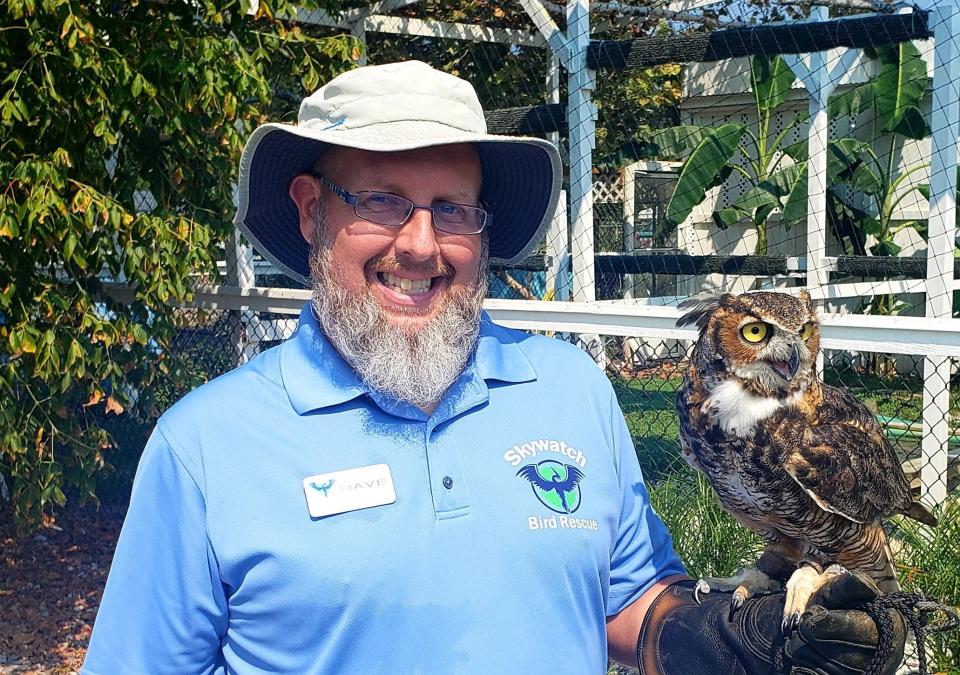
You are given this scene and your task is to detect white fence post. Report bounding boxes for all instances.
[225,229,256,364]
[921,0,960,507]
[352,22,368,66]
[545,54,570,301]
[567,0,604,363]
[567,0,596,304]
[783,6,858,376]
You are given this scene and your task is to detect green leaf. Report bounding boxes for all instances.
[781,140,808,163]
[758,163,806,198]
[752,55,797,112]
[872,239,902,256]
[714,185,780,229]
[892,106,930,140]
[861,217,883,236]
[829,82,876,119]
[875,42,929,133]
[850,161,883,197]
[63,231,77,261]
[828,138,873,183]
[642,125,715,160]
[781,164,808,225]
[132,73,144,98]
[665,123,744,228]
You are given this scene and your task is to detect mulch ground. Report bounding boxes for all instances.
[0,501,126,674]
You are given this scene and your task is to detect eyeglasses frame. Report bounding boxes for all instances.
[309,173,489,236]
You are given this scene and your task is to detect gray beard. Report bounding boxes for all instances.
[308,219,489,410]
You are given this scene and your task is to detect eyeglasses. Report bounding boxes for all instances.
[313,174,489,236]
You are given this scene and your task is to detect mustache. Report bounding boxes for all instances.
[366,255,455,279]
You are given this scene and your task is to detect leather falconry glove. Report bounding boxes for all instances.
[638,571,906,675]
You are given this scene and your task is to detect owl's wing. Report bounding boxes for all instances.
[783,386,912,524]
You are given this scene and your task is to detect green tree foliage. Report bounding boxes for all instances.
[0,0,356,529]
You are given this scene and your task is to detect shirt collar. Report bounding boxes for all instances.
[280,304,366,415]
[473,312,537,385]
[280,304,537,416]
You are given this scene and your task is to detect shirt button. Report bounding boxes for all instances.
[442,476,454,489]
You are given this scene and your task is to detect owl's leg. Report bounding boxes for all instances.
[693,567,781,619]
[782,562,847,634]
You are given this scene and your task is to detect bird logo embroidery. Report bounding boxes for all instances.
[517,460,585,514]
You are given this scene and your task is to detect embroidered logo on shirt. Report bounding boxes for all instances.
[516,460,584,514]
[502,439,588,468]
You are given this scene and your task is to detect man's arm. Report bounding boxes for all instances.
[607,574,688,665]
[82,425,227,674]
[607,572,906,675]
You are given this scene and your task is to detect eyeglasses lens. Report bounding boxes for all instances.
[354,191,485,235]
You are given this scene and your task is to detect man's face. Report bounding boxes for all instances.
[291,144,489,410]
[306,144,484,333]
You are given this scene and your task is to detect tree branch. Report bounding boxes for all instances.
[496,270,537,300]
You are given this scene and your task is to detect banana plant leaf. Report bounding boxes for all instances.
[828,138,874,183]
[892,106,930,140]
[875,42,929,135]
[828,42,929,139]
[781,163,808,225]
[713,163,807,229]
[829,83,876,119]
[640,125,716,160]
[827,138,885,196]
[752,55,797,112]
[872,239,902,256]
[713,186,781,229]
[827,186,869,255]
[665,123,744,228]
[849,160,883,197]
[781,139,808,163]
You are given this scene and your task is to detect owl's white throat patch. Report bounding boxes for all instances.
[702,379,796,436]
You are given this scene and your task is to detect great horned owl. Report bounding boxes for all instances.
[676,290,937,626]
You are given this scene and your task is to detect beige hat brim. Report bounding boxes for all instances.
[234,120,562,284]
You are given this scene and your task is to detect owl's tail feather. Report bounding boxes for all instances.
[841,524,901,594]
[875,534,902,595]
[904,500,938,528]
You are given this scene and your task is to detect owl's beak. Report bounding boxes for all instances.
[788,344,800,378]
[767,344,801,381]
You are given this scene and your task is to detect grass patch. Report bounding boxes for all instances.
[891,495,960,672]
[612,376,686,482]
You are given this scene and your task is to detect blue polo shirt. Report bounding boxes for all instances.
[83,304,684,674]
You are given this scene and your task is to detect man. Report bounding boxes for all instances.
[84,61,904,674]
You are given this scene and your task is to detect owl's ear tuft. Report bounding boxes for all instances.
[677,293,725,331]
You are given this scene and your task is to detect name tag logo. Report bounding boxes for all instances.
[302,464,396,518]
[308,479,334,497]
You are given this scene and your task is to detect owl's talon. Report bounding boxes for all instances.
[728,589,746,621]
[781,611,802,636]
[693,580,711,604]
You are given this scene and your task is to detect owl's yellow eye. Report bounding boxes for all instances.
[741,321,769,343]
[800,322,814,341]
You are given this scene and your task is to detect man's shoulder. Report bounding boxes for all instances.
[160,342,287,431]
[483,319,609,386]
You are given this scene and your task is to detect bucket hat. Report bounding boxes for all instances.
[234,60,562,284]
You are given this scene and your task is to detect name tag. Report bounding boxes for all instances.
[302,464,396,518]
